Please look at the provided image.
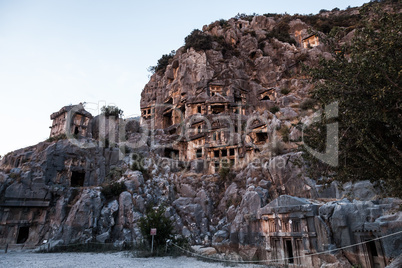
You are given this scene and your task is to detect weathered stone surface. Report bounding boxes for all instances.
[341,180,378,201]
[178,183,196,198]
[191,245,218,256]
[386,253,402,268]
[1,5,401,268]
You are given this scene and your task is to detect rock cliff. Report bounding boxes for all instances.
[1,2,401,268]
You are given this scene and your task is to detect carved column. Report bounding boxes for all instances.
[301,217,311,253]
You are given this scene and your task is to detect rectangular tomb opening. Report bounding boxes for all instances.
[71,171,85,187]
[16,226,30,244]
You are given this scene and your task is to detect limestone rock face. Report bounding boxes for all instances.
[1,4,402,268]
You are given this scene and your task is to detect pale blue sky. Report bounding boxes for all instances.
[0,0,368,156]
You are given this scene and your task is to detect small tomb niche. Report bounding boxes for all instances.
[163,110,173,128]
[221,149,228,157]
[229,148,235,156]
[261,95,270,101]
[196,149,203,158]
[71,171,85,187]
[74,126,79,135]
[211,105,225,114]
[180,105,186,117]
[164,148,179,159]
[256,132,268,142]
[16,226,30,244]
[169,128,177,135]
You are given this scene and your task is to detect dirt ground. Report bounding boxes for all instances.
[0,251,264,268]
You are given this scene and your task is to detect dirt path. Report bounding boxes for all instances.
[0,251,262,268]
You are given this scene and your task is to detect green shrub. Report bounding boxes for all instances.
[101,105,123,117]
[131,153,150,180]
[218,19,229,27]
[296,52,308,63]
[101,181,127,199]
[106,167,123,182]
[268,140,285,156]
[46,134,67,142]
[218,160,235,182]
[245,30,257,37]
[266,20,297,45]
[184,29,213,51]
[299,99,316,110]
[294,13,361,34]
[219,165,231,180]
[139,206,173,248]
[263,13,279,18]
[269,106,280,114]
[280,88,291,95]
[234,13,255,22]
[279,126,290,142]
[148,50,175,74]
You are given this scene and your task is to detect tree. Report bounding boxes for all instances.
[139,205,173,248]
[148,50,176,74]
[184,29,213,51]
[303,5,402,197]
[101,105,123,118]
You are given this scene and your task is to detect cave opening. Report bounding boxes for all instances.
[256,132,268,142]
[16,226,30,244]
[71,171,85,187]
[164,148,179,159]
[163,111,173,128]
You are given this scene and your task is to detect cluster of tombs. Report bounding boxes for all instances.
[0,102,400,268]
[0,104,123,248]
[255,195,393,268]
[141,81,283,173]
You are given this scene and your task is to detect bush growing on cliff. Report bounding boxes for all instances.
[46,134,67,143]
[218,19,229,28]
[234,13,255,22]
[299,99,316,110]
[131,153,150,180]
[266,20,297,45]
[101,181,127,199]
[184,29,213,51]
[148,50,176,74]
[101,105,123,118]
[280,88,291,95]
[269,106,280,114]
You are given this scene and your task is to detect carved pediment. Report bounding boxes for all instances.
[206,94,230,103]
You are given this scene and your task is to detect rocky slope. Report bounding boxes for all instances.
[1,2,402,267]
